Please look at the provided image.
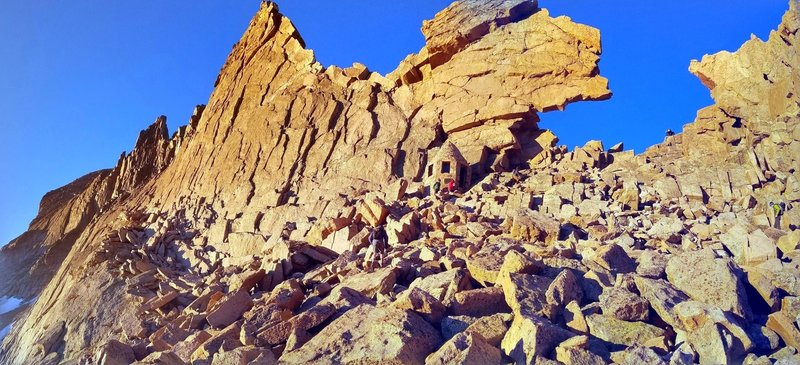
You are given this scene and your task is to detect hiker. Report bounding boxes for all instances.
[432,180,441,198]
[364,225,388,271]
[512,167,521,180]
[448,179,456,193]
[771,202,786,229]
[666,129,675,137]
[280,222,295,240]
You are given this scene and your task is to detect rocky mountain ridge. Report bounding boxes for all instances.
[0,0,798,364]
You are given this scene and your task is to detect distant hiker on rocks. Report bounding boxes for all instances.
[448,180,456,193]
[771,202,786,228]
[280,222,295,240]
[666,129,675,137]
[364,225,388,271]
[432,181,441,198]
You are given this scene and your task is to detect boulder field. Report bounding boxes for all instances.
[1,1,800,364]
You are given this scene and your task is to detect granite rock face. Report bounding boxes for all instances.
[689,2,800,125]
[0,112,196,302]
[1,1,799,364]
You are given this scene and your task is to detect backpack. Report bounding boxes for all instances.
[376,226,387,241]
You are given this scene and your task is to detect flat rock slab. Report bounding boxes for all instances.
[665,249,751,319]
[206,290,254,328]
[500,273,555,319]
[408,268,471,306]
[586,314,665,348]
[337,267,397,299]
[281,304,442,364]
[634,276,689,329]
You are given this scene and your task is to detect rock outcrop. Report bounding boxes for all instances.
[0,0,798,364]
[0,111,199,302]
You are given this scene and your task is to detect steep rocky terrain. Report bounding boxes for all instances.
[0,0,798,364]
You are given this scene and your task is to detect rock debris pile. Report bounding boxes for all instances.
[1,0,800,364]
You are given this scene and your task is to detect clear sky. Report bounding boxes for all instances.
[0,1,789,245]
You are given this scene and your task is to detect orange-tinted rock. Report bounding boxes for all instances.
[281,304,442,364]
[206,290,254,328]
[6,1,799,364]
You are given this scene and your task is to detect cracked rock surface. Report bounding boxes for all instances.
[1,1,799,364]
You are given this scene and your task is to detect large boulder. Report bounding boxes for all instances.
[281,304,442,364]
[674,300,753,364]
[508,211,561,244]
[408,268,471,306]
[634,277,689,329]
[386,212,420,245]
[599,287,649,322]
[206,290,254,328]
[777,230,800,254]
[357,196,389,227]
[501,308,574,364]
[257,303,337,346]
[665,250,751,319]
[451,287,510,317]
[766,311,800,350]
[211,346,277,365]
[337,267,397,298]
[586,243,636,275]
[586,314,665,348]
[461,313,512,346]
[636,251,668,279]
[468,248,540,287]
[555,341,607,365]
[424,332,502,365]
[393,287,447,324]
[499,273,556,319]
[95,340,136,365]
[545,269,583,308]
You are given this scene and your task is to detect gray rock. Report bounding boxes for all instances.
[636,251,668,279]
[665,249,751,319]
[586,314,665,348]
[425,332,502,365]
[599,287,649,321]
[634,277,689,329]
[546,269,584,307]
[590,243,636,274]
[501,308,574,364]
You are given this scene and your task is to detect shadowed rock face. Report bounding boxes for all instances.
[0,113,196,301]
[1,0,797,364]
[0,171,108,300]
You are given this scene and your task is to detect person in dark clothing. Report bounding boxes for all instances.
[666,129,675,137]
[432,181,441,198]
[364,225,388,271]
[369,225,388,246]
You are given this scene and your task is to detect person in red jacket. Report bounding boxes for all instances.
[448,179,456,193]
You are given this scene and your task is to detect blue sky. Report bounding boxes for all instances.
[0,1,789,245]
